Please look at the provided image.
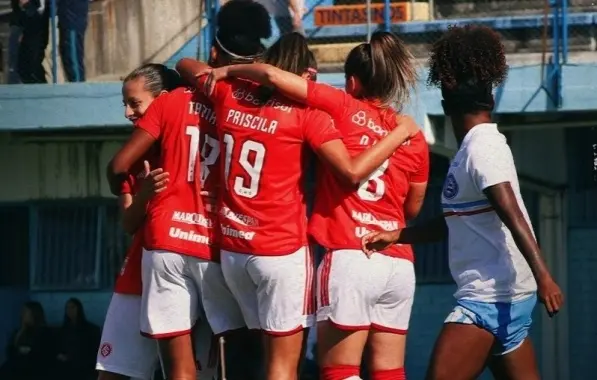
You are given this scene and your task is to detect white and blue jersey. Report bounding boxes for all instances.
[441,123,538,355]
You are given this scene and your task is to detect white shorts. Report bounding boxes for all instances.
[96,293,159,379]
[220,246,315,334]
[141,249,245,337]
[317,250,415,333]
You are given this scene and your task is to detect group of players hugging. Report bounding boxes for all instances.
[95,1,563,380]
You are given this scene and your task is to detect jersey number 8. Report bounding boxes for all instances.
[357,135,389,202]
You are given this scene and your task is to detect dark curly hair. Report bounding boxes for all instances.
[428,25,507,91]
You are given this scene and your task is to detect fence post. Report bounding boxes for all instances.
[50,0,58,83]
[384,0,391,32]
[366,0,372,41]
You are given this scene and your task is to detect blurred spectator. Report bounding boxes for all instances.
[57,0,89,82]
[9,0,49,83]
[0,301,53,380]
[255,0,305,35]
[54,298,100,380]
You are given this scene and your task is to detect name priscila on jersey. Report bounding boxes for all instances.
[225,109,278,135]
[188,101,216,126]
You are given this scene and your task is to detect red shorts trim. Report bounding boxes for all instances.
[262,325,304,337]
[141,328,192,339]
[371,323,407,335]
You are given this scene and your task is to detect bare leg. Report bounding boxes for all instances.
[263,329,304,380]
[425,323,495,380]
[487,338,540,380]
[318,321,369,369]
[367,328,407,370]
[157,334,196,380]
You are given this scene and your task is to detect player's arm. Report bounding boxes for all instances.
[175,59,210,87]
[470,141,563,315]
[404,139,430,220]
[313,114,419,186]
[361,216,447,255]
[404,182,427,220]
[107,97,165,196]
[191,62,308,103]
[118,162,169,235]
[107,130,156,196]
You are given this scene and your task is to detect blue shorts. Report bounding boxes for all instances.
[444,293,537,355]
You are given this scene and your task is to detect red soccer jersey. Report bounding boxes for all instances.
[136,87,219,261]
[306,82,430,260]
[113,154,157,295]
[202,77,342,255]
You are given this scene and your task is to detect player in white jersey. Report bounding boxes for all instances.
[361,25,563,380]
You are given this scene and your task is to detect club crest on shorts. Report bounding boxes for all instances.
[443,173,459,200]
[100,342,112,357]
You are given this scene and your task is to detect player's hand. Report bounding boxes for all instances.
[138,160,169,201]
[361,230,401,258]
[537,275,564,318]
[196,67,229,97]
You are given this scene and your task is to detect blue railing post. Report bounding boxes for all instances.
[384,0,391,32]
[70,30,81,82]
[562,0,569,64]
[50,0,58,83]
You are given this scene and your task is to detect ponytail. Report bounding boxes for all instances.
[344,31,417,107]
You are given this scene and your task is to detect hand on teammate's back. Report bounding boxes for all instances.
[197,67,228,97]
[537,275,564,318]
[138,160,169,201]
[361,230,401,258]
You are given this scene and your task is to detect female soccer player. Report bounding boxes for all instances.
[175,31,419,380]
[362,25,564,380]
[185,30,426,380]
[97,63,173,380]
[107,2,272,380]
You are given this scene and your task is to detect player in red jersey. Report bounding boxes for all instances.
[175,33,419,380]
[98,63,220,380]
[97,64,173,380]
[185,30,426,380]
[107,2,272,379]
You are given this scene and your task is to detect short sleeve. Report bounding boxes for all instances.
[136,94,167,139]
[468,135,517,191]
[302,109,342,150]
[306,81,349,120]
[411,133,430,183]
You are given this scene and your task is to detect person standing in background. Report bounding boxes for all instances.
[255,0,305,35]
[57,0,89,82]
[11,0,48,83]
